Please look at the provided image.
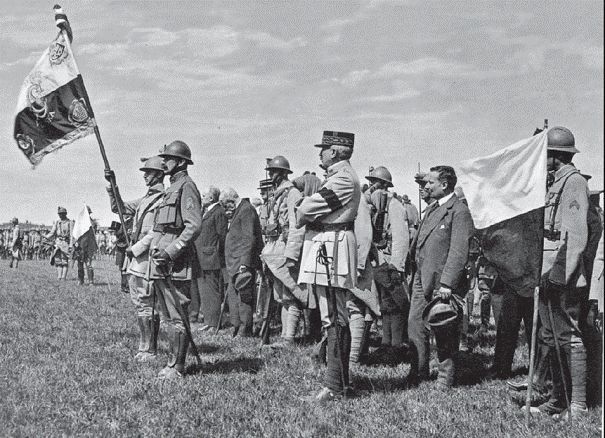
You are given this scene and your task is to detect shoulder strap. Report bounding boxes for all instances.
[132,192,163,242]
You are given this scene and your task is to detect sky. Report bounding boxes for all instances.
[1,0,603,226]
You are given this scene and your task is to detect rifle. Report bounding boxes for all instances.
[373,191,389,250]
[151,249,202,367]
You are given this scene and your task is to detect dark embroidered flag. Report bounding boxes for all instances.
[13,6,95,167]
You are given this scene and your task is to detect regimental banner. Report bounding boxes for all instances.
[13,28,95,167]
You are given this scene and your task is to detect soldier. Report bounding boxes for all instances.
[296,130,360,401]
[105,156,166,361]
[260,156,310,345]
[8,218,21,268]
[530,126,590,418]
[73,206,98,286]
[401,194,419,242]
[365,166,410,357]
[45,207,73,280]
[257,178,274,233]
[147,140,202,379]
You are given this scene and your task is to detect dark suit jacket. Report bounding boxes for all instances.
[410,194,474,298]
[224,198,264,278]
[194,203,228,271]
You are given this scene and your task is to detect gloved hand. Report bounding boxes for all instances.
[434,286,452,301]
[125,246,134,258]
[104,169,116,184]
[152,249,171,266]
[285,258,297,269]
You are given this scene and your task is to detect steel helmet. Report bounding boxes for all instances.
[422,298,459,328]
[547,126,579,154]
[57,206,67,214]
[265,155,292,174]
[139,156,166,173]
[159,140,193,165]
[11,217,18,224]
[366,166,393,187]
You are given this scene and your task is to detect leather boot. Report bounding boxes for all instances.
[86,267,94,285]
[548,346,571,410]
[135,316,159,362]
[358,320,373,364]
[159,328,188,379]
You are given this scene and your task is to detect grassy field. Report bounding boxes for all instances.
[0,259,601,437]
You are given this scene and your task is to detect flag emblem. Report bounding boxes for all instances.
[68,98,90,124]
[49,41,68,64]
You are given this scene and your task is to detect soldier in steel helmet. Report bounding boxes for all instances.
[260,155,312,346]
[364,166,411,361]
[145,140,203,379]
[104,156,166,361]
[45,207,73,279]
[296,130,360,401]
[8,218,22,269]
[526,126,591,418]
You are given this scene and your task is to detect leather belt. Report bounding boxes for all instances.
[307,222,354,232]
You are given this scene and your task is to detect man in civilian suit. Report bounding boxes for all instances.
[221,188,264,337]
[407,165,474,389]
[194,186,228,331]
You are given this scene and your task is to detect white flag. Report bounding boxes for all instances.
[73,203,93,240]
[457,130,547,229]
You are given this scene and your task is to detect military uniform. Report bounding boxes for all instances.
[107,161,165,360]
[45,212,72,278]
[261,173,313,343]
[296,131,360,397]
[148,168,202,377]
[9,222,21,268]
[540,162,590,412]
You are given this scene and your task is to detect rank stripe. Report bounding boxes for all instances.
[318,187,343,212]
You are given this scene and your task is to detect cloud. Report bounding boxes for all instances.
[244,32,307,50]
[375,57,503,79]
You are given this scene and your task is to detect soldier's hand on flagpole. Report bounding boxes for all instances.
[104,169,116,184]
[152,249,171,266]
[125,246,134,258]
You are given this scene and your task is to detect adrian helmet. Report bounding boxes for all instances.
[547,126,579,154]
[159,140,193,165]
[366,166,393,188]
[265,155,292,174]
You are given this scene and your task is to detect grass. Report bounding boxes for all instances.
[0,259,602,437]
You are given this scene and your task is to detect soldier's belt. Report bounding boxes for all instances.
[153,225,184,234]
[544,229,561,242]
[307,222,354,232]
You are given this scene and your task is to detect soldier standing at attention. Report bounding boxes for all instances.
[296,131,360,401]
[8,218,21,269]
[531,127,590,418]
[261,156,310,345]
[105,156,166,361]
[147,141,202,379]
[45,207,73,280]
[365,166,410,354]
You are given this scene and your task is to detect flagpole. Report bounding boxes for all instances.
[58,27,131,248]
[417,162,422,220]
[524,122,548,426]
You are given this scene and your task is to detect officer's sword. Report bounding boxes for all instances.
[317,241,348,397]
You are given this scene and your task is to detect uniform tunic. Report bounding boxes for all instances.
[147,171,202,331]
[261,180,312,307]
[46,219,72,266]
[296,159,360,325]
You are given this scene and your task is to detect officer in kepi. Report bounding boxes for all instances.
[296,131,361,401]
[147,140,203,379]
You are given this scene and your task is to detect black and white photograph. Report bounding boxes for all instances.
[0,1,603,436]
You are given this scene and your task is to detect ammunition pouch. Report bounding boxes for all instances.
[263,222,281,239]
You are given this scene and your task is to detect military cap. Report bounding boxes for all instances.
[258,178,273,191]
[57,206,67,214]
[315,131,355,149]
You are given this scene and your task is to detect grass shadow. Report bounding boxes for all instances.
[189,356,263,375]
